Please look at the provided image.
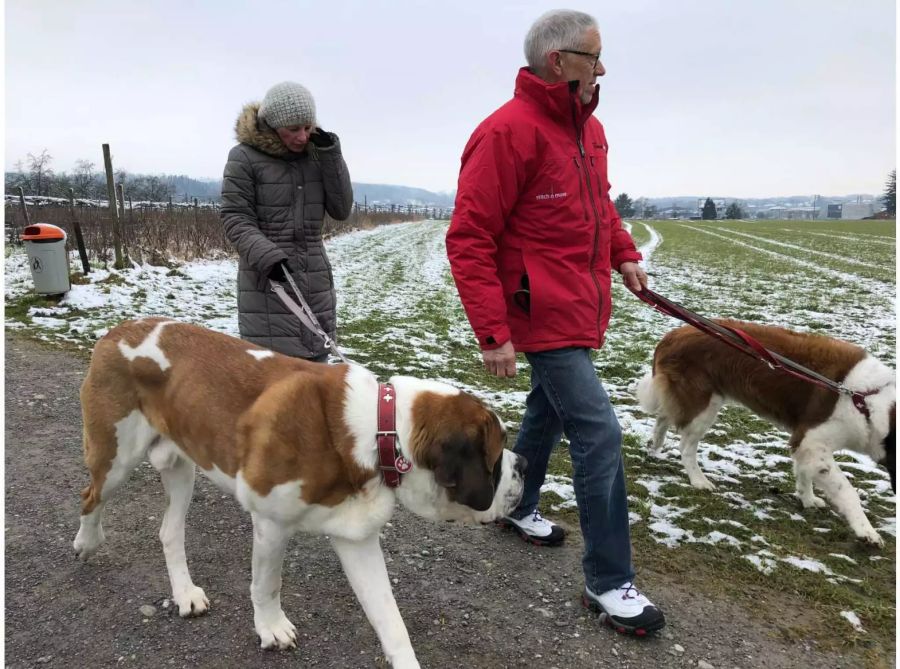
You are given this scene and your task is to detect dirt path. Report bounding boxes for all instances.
[5,333,869,669]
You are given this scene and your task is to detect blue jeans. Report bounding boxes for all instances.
[511,347,635,594]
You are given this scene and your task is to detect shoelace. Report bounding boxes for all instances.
[619,582,641,600]
[531,509,545,523]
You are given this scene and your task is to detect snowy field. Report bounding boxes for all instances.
[5,217,896,636]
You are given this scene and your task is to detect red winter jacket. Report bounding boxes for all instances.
[446,68,642,353]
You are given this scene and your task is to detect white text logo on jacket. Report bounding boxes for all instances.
[535,185,568,201]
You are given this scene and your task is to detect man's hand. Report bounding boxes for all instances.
[620,261,648,293]
[482,340,517,377]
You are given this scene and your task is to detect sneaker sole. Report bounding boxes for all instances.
[495,519,565,547]
[581,594,666,636]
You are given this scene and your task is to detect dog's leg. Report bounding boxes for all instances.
[74,415,151,560]
[649,416,671,454]
[250,513,297,650]
[331,533,419,669]
[794,441,883,547]
[149,440,208,617]
[792,445,827,509]
[677,397,723,491]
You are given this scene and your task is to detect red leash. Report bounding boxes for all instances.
[632,287,879,419]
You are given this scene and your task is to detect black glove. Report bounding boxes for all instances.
[309,128,335,149]
[268,260,290,283]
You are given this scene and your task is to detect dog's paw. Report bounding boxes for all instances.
[389,649,421,669]
[175,586,209,617]
[256,610,297,650]
[690,477,716,491]
[73,525,105,561]
[799,494,828,509]
[857,529,885,549]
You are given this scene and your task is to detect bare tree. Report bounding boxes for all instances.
[5,159,29,194]
[144,175,172,202]
[73,159,98,198]
[27,149,54,196]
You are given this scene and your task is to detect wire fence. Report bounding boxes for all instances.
[5,199,441,269]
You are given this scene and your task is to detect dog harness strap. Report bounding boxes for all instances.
[377,383,411,488]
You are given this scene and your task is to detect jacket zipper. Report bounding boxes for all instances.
[571,102,604,335]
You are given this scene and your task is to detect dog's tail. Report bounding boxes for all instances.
[636,371,661,414]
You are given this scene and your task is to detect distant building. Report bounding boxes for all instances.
[840,202,878,220]
[827,204,843,219]
[759,205,817,220]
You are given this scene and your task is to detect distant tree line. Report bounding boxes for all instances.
[614,192,743,220]
[613,193,659,219]
[5,149,221,203]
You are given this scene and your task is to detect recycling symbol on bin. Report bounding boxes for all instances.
[31,257,44,273]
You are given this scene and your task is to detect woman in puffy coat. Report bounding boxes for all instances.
[221,81,353,360]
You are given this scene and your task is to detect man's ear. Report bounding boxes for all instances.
[545,51,564,78]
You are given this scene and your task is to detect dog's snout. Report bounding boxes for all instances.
[514,453,527,476]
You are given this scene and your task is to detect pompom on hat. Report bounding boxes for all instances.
[258,81,317,129]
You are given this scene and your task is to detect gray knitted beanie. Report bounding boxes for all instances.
[258,81,317,129]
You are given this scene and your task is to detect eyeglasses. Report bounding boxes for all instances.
[559,49,602,67]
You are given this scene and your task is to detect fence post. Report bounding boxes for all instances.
[10,186,29,245]
[117,182,132,264]
[68,188,91,274]
[117,182,126,222]
[102,143,126,269]
[17,186,31,227]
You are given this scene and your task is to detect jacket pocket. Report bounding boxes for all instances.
[498,245,531,333]
[520,250,546,324]
[512,273,530,314]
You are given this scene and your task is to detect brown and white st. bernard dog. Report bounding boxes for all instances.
[637,320,895,547]
[73,318,525,669]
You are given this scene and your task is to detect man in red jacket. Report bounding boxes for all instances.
[446,9,665,635]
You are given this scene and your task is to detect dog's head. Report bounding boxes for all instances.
[392,377,526,523]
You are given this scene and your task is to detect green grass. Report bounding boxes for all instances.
[4,292,65,324]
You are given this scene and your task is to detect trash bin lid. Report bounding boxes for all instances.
[22,223,66,241]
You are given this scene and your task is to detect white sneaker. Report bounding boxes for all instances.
[583,582,666,635]
[499,509,566,546]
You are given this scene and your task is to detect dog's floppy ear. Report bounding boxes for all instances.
[432,430,495,511]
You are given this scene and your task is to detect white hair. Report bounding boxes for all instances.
[524,9,598,74]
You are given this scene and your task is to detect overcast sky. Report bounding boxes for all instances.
[5,0,896,198]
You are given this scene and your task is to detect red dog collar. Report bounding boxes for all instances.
[377,383,412,487]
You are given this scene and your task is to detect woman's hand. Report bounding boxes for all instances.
[309,128,335,149]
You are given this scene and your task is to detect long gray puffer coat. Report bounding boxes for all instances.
[221,103,353,358]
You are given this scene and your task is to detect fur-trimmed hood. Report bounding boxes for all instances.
[234,103,291,158]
